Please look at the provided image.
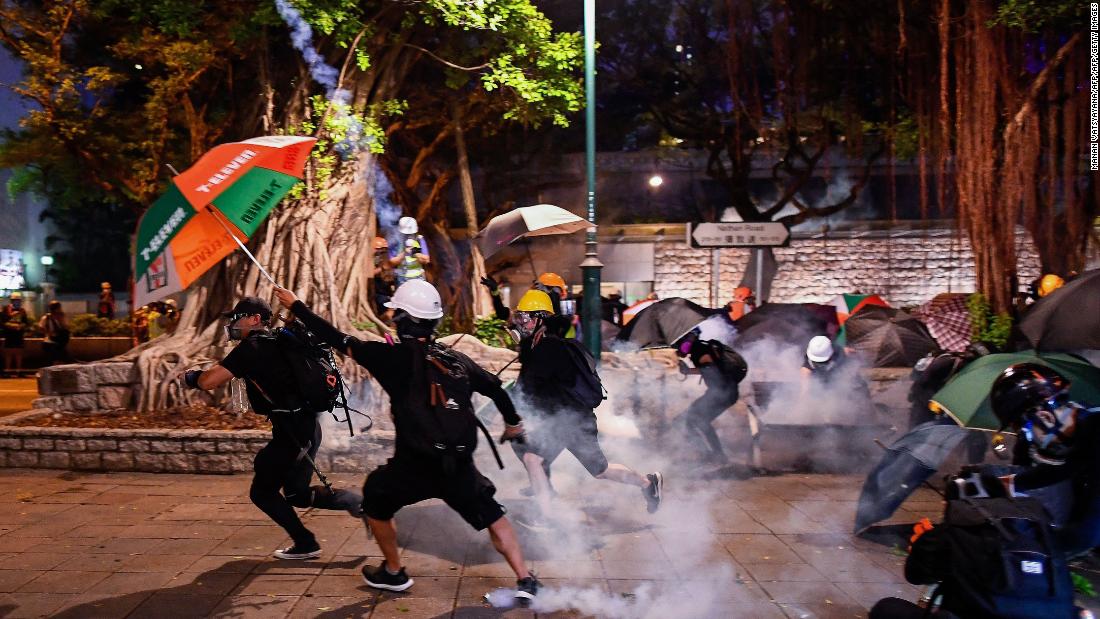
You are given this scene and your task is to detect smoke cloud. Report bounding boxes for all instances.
[371,163,404,248]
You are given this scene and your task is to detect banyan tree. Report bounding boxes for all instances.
[0,0,581,410]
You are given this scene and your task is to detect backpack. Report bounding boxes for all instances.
[268,323,342,414]
[406,343,503,472]
[934,497,1074,619]
[559,338,607,410]
[715,344,748,384]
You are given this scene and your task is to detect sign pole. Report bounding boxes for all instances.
[755,248,763,300]
[579,0,602,359]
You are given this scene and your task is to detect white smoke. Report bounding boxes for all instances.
[274,0,367,158]
[371,163,404,248]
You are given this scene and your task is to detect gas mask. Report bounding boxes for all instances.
[509,311,543,342]
[223,313,261,341]
[1021,398,1078,465]
[394,310,437,341]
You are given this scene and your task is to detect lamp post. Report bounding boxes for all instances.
[580,0,603,359]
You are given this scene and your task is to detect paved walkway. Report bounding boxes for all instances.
[0,378,37,417]
[0,464,1095,618]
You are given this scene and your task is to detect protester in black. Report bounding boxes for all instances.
[273,281,542,604]
[183,296,363,560]
[507,290,662,528]
[676,333,748,464]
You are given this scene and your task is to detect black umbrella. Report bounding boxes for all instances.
[854,421,968,533]
[1019,269,1100,351]
[614,298,720,348]
[844,305,939,367]
[733,303,836,348]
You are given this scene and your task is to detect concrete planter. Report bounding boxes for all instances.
[20,336,134,367]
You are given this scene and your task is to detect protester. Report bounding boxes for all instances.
[1,292,31,377]
[908,343,992,429]
[389,217,430,284]
[146,302,165,339]
[675,328,748,464]
[726,286,756,321]
[371,236,397,323]
[272,281,542,603]
[39,301,71,366]
[989,363,1100,557]
[97,281,115,318]
[602,290,627,326]
[507,289,662,527]
[132,305,150,343]
[483,272,577,338]
[182,296,364,561]
[160,299,181,335]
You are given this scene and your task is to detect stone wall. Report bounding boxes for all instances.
[652,230,1042,307]
[33,362,138,412]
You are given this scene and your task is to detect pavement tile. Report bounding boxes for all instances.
[721,534,805,564]
[289,594,373,617]
[250,558,327,575]
[0,551,73,571]
[128,592,226,618]
[0,570,41,593]
[182,556,265,574]
[64,523,132,538]
[209,594,300,617]
[0,592,78,618]
[371,595,453,619]
[463,560,519,578]
[778,601,868,618]
[164,570,250,596]
[87,570,177,594]
[149,537,225,555]
[457,576,515,607]
[832,581,923,609]
[400,550,463,576]
[0,536,50,553]
[51,591,155,618]
[16,569,111,594]
[54,553,133,572]
[308,574,369,596]
[759,580,855,604]
[599,560,675,580]
[90,537,166,555]
[233,572,318,596]
[531,560,603,579]
[744,562,826,582]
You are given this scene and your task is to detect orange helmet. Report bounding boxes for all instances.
[373,236,388,251]
[733,286,753,301]
[536,272,567,292]
[1037,274,1064,298]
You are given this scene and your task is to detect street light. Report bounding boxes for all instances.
[39,255,54,266]
[580,0,603,359]
[648,175,664,188]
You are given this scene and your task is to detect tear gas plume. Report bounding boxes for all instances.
[371,164,405,248]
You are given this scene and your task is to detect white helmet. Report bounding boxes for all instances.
[385,279,443,319]
[806,335,834,363]
[398,216,418,235]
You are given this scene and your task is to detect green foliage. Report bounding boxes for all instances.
[351,319,379,333]
[473,316,511,348]
[989,0,1085,31]
[966,293,1013,350]
[68,314,131,337]
[1072,571,1097,597]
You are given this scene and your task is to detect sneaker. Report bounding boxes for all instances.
[514,574,540,606]
[514,513,555,533]
[362,561,413,592]
[643,472,663,513]
[273,541,321,560]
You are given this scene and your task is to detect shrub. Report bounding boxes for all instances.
[68,314,131,337]
[966,294,1013,350]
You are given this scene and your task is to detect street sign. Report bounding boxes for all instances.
[687,222,790,248]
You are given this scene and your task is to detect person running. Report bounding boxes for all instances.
[675,329,748,464]
[273,281,542,603]
[507,289,662,527]
[183,296,364,560]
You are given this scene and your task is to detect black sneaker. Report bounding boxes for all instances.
[643,472,663,513]
[273,540,321,560]
[362,561,413,592]
[514,575,540,606]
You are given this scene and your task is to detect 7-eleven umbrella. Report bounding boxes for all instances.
[474,204,590,258]
[133,136,316,307]
[827,293,889,325]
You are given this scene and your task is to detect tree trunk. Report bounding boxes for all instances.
[123,152,386,411]
[453,104,493,319]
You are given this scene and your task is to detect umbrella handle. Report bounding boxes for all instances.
[206,207,278,286]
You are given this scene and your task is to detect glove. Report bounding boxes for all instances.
[480,276,499,293]
[183,370,203,389]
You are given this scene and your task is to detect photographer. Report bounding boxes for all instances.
[183,296,363,560]
[273,281,542,604]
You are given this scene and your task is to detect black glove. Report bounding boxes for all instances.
[183,370,203,389]
[480,276,499,293]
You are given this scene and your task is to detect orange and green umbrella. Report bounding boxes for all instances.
[133,136,316,307]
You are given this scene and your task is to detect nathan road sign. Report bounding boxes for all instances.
[687,222,790,248]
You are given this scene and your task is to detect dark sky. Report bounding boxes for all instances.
[0,48,32,131]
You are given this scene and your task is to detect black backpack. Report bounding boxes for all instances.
[269,323,342,414]
[932,497,1074,619]
[559,338,607,410]
[405,343,503,472]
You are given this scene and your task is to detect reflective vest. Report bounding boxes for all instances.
[397,235,427,282]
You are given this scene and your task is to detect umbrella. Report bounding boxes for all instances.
[614,298,720,349]
[622,299,658,325]
[669,313,738,349]
[843,306,939,368]
[854,421,968,533]
[133,136,316,307]
[733,303,836,348]
[827,293,889,325]
[474,204,589,258]
[1019,269,1100,351]
[930,352,1100,430]
[912,293,972,352]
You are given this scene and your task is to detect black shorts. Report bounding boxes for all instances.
[511,412,609,476]
[361,457,505,530]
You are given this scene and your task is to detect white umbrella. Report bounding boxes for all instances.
[474,204,590,258]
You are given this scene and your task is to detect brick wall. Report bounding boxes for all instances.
[654,232,1042,308]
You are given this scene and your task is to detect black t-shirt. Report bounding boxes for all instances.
[518,333,587,415]
[288,301,520,459]
[220,334,297,416]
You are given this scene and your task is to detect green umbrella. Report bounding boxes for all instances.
[930,352,1100,430]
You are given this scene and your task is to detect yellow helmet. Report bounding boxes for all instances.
[516,289,554,314]
[536,272,567,292]
[1038,274,1064,298]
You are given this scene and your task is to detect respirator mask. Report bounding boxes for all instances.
[1021,397,1078,465]
[393,310,437,341]
[224,313,249,341]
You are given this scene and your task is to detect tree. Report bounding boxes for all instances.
[0,0,581,410]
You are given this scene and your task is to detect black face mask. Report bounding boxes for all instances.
[394,310,437,341]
